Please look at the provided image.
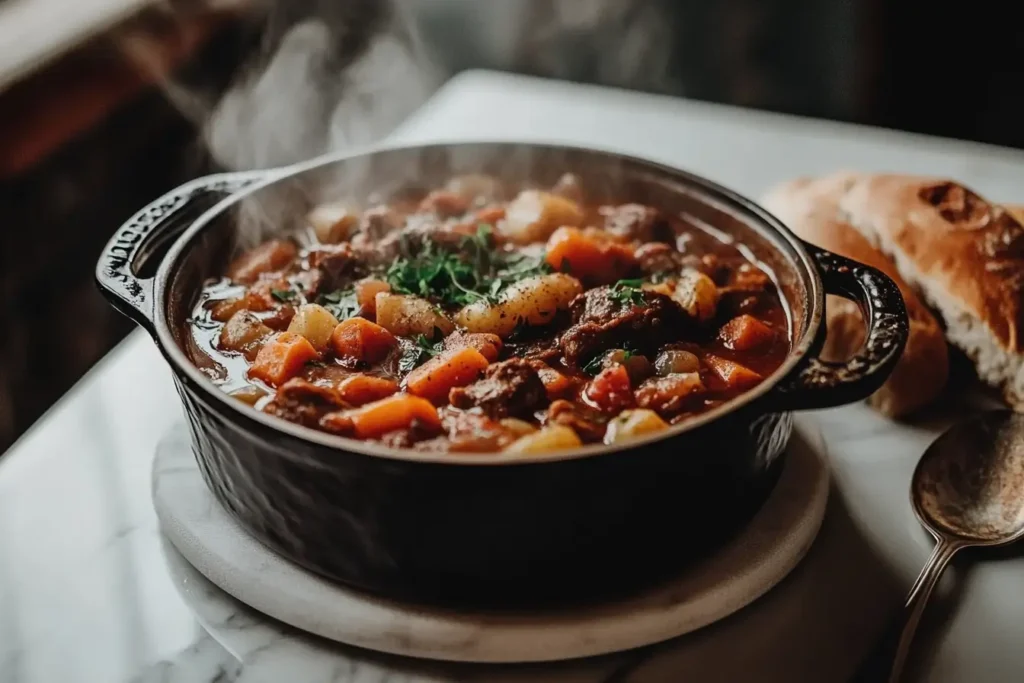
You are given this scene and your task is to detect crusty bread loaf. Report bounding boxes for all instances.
[832,176,1024,409]
[761,173,949,417]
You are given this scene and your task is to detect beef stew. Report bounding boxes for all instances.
[186,174,790,454]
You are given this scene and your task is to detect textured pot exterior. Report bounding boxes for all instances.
[176,370,791,606]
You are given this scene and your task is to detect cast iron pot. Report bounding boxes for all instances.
[96,142,907,607]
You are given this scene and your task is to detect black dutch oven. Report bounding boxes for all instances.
[96,143,908,607]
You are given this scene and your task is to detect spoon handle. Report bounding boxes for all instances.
[850,539,962,683]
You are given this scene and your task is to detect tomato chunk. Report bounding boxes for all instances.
[585,364,634,413]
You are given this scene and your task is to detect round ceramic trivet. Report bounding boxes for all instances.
[153,417,829,663]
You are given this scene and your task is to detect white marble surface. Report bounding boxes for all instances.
[153,419,828,663]
[2,71,1024,682]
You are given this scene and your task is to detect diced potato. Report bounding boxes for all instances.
[499,190,584,243]
[229,385,268,407]
[454,273,583,337]
[218,311,272,360]
[504,425,582,455]
[287,303,340,351]
[354,279,391,315]
[375,293,455,337]
[673,268,719,322]
[499,418,539,438]
[604,409,670,444]
[307,202,359,244]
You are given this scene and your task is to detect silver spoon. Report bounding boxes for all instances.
[853,410,1024,683]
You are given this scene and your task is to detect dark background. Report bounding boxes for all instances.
[1,0,1022,452]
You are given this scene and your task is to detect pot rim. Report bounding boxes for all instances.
[152,140,823,466]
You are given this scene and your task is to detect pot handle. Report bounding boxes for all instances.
[95,170,269,334]
[773,243,909,411]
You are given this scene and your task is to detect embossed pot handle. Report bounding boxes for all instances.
[773,243,909,411]
[95,171,269,334]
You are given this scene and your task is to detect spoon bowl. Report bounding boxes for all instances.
[912,411,1024,546]
[854,410,1024,683]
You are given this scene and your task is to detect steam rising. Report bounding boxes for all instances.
[139,1,677,172]
[204,4,439,170]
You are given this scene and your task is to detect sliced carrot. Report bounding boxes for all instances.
[585,364,634,413]
[228,239,297,284]
[705,355,763,391]
[405,347,490,405]
[337,374,399,406]
[330,318,398,364]
[719,315,775,351]
[354,279,391,315]
[249,332,319,386]
[345,393,442,439]
[531,362,572,398]
[444,331,503,362]
[544,226,637,284]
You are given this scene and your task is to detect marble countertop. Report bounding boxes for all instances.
[3,71,1024,682]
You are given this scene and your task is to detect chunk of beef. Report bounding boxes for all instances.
[264,378,350,429]
[634,242,683,277]
[418,409,520,453]
[448,358,547,419]
[307,244,371,293]
[559,287,693,367]
[601,204,672,243]
[635,373,706,417]
[545,399,607,443]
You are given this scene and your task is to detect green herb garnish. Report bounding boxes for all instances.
[317,288,360,319]
[582,345,637,376]
[609,278,646,308]
[383,225,553,308]
[270,288,297,303]
[397,326,446,373]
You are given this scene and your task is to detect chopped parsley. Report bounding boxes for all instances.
[609,278,646,308]
[270,288,297,303]
[583,345,637,376]
[383,224,552,308]
[397,326,446,373]
[317,288,360,320]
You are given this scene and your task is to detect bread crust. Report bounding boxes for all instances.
[838,176,1024,353]
[761,173,949,417]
